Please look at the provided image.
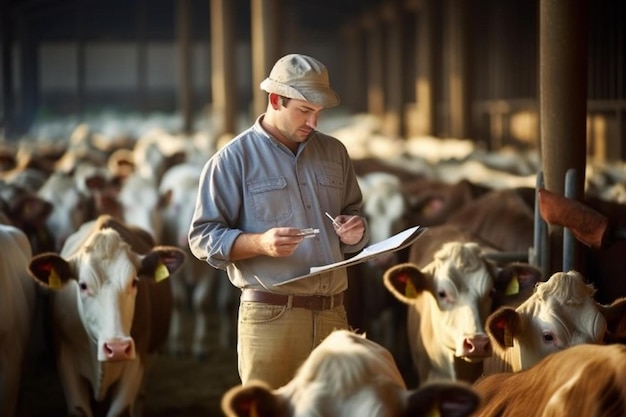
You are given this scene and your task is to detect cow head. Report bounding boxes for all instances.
[486,270,626,372]
[221,330,480,417]
[28,228,185,362]
[490,262,544,310]
[383,242,496,362]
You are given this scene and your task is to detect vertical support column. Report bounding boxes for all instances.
[540,0,588,273]
[362,12,385,118]
[76,0,86,118]
[211,0,236,136]
[136,0,148,113]
[415,0,438,136]
[251,0,281,118]
[17,16,38,134]
[382,2,404,138]
[445,0,471,139]
[341,24,366,113]
[177,0,193,134]
[1,1,15,138]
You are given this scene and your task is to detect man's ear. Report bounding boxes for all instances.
[269,93,282,109]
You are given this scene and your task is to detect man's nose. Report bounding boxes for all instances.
[306,114,318,128]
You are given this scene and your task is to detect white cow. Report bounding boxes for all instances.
[116,172,164,244]
[27,215,185,417]
[37,171,91,251]
[352,171,409,354]
[222,329,480,417]
[383,238,543,384]
[484,270,626,374]
[160,163,238,358]
[0,224,36,416]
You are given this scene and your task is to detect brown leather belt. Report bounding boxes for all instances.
[241,289,343,311]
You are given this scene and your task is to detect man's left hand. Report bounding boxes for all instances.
[333,215,366,245]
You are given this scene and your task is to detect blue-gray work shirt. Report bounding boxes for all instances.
[188,115,369,295]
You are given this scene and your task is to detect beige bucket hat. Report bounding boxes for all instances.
[260,54,341,108]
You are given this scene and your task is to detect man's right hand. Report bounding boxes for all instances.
[230,227,305,260]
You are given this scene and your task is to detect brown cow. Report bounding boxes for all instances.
[222,329,481,417]
[473,343,626,417]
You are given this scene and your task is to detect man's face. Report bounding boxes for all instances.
[275,97,325,147]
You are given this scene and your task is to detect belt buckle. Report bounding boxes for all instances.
[304,295,327,310]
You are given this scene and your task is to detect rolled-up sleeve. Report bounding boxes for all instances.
[188,151,241,270]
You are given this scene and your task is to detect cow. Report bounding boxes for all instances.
[0,223,36,416]
[483,269,626,375]
[159,162,238,358]
[473,343,626,417]
[383,233,543,384]
[0,180,56,254]
[27,214,185,417]
[115,172,165,244]
[37,171,91,251]
[447,187,536,254]
[348,172,409,352]
[221,329,481,417]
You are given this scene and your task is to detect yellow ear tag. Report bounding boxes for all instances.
[504,327,514,348]
[405,279,418,299]
[425,403,441,417]
[49,268,62,289]
[504,275,520,296]
[250,401,259,417]
[154,261,170,282]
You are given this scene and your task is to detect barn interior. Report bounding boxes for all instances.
[2,0,626,416]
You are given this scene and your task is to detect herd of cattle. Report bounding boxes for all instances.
[2,112,626,416]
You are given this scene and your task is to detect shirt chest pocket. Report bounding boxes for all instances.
[248,177,292,222]
[316,172,344,201]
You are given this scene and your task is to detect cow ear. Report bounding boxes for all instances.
[28,253,73,289]
[491,263,543,310]
[598,297,626,340]
[138,246,186,282]
[221,381,284,417]
[383,263,426,303]
[405,381,480,417]
[486,307,520,350]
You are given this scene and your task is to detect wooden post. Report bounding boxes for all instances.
[445,0,472,139]
[251,0,281,118]
[176,0,193,134]
[211,0,236,136]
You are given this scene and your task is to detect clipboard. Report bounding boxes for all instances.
[276,225,428,285]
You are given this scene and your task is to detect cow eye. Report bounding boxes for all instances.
[79,282,88,291]
[437,290,447,300]
[542,332,555,343]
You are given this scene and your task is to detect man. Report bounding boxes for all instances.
[188,54,369,388]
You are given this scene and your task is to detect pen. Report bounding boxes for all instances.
[324,211,341,228]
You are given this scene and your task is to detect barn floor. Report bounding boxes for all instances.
[17,310,240,417]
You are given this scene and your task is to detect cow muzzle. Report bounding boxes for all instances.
[457,334,492,361]
[98,337,136,361]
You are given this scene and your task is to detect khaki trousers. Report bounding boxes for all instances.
[237,300,349,389]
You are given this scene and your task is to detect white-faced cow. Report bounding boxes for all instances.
[483,270,626,375]
[27,215,185,417]
[222,329,481,417]
[473,343,626,417]
[383,235,543,384]
[0,224,36,416]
